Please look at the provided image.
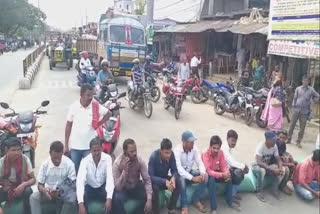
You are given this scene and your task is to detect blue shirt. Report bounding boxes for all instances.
[148,149,178,186]
[97,70,111,83]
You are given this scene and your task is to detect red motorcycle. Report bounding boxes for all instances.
[96,92,126,156]
[162,77,186,120]
[182,76,207,104]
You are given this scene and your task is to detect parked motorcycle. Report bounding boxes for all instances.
[162,78,186,120]
[214,86,241,117]
[145,72,161,103]
[0,100,50,168]
[201,79,235,102]
[182,77,207,104]
[237,86,256,125]
[127,81,153,118]
[96,92,126,156]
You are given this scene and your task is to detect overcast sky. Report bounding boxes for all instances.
[28,0,114,30]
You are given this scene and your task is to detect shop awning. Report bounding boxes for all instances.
[156,19,234,33]
[217,22,268,35]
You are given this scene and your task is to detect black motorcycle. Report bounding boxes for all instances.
[145,72,161,103]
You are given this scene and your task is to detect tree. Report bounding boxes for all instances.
[135,0,146,15]
[0,0,46,37]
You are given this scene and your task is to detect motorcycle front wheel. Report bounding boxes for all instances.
[256,107,267,128]
[245,107,254,126]
[191,91,202,104]
[214,100,226,115]
[144,99,153,118]
[151,86,161,103]
[174,100,182,120]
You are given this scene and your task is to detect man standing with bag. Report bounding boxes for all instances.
[64,83,111,173]
[288,75,319,148]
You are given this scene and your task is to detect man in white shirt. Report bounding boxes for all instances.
[79,51,92,73]
[174,131,207,214]
[65,83,111,173]
[30,141,77,214]
[236,48,246,77]
[190,52,201,78]
[221,130,249,205]
[178,57,191,81]
[77,138,114,214]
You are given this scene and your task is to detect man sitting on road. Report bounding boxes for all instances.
[221,130,249,207]
[77,138,114,214]
[65,83,111,173]
[174,131,207,214]
[112,139,152,214]
[202,135,240,214]
[274,130,297,195]
[252,131,289,202]
[96,59,114,102]
[0,137,35,214]
[148,138,181,214]
[293,149,320,201]
[30,141,77,214]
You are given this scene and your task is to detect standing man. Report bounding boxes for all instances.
[112,139,152,214]
[65,83,111,173]
[0,137,35,214]
[202,136,240,214]
[178,56,191,81]
[76,138,114,214]
[148,138,181,214]
[293,149,320,201]
[221,130,249,206]
[174,131,207,214]
[288,75,320,148]
[30,141,77,214]
[252,131,289,202]
[190,52,201,78]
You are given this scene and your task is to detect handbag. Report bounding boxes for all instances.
[271,97,282,107]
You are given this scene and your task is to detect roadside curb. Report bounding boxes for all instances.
[18,49,45,89]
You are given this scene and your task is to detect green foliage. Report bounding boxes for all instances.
[0,0,46,37]
[135,0,146,15]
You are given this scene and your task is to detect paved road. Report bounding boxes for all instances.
[0,47,36,102]
[4,56,319,214]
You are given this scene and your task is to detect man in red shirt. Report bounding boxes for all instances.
[293,149,320,200]
[202,136,240,214]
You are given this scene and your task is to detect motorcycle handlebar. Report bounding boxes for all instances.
[36,110,47,115]
[4,113,16,117]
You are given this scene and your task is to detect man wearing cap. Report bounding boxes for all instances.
[174,131,207,214]
[252,131,289,202]
[0,137,36,214]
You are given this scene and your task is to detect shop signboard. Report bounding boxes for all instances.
[268,0,320,41]
[268,40,320,59]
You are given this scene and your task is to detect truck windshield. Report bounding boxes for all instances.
[110,26,126,43]
[110,25,144,45]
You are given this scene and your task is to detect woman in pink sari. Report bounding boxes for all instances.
[261,80,286,132]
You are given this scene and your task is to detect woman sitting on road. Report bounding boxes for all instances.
[261,80,286,132]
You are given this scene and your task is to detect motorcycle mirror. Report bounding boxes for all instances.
[41,100,50,107]
[0,102,9,109]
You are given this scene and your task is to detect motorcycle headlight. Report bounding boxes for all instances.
[110,91,118,97]
[103,130,115,142]
[20,123,33,133]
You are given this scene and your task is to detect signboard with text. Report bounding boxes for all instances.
[268,40,320,59]
[268,0,320,40]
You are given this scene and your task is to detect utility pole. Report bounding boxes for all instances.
[147,0,154,25]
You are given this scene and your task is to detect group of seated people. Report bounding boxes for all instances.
[0,130,319,214]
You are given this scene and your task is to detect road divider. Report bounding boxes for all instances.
[19,46,45,89]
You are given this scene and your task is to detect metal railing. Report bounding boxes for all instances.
[22,45,45,77]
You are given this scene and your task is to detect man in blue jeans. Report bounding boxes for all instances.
[64,83,111,173]
[173,131,207,214]
[293,149,320,201]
